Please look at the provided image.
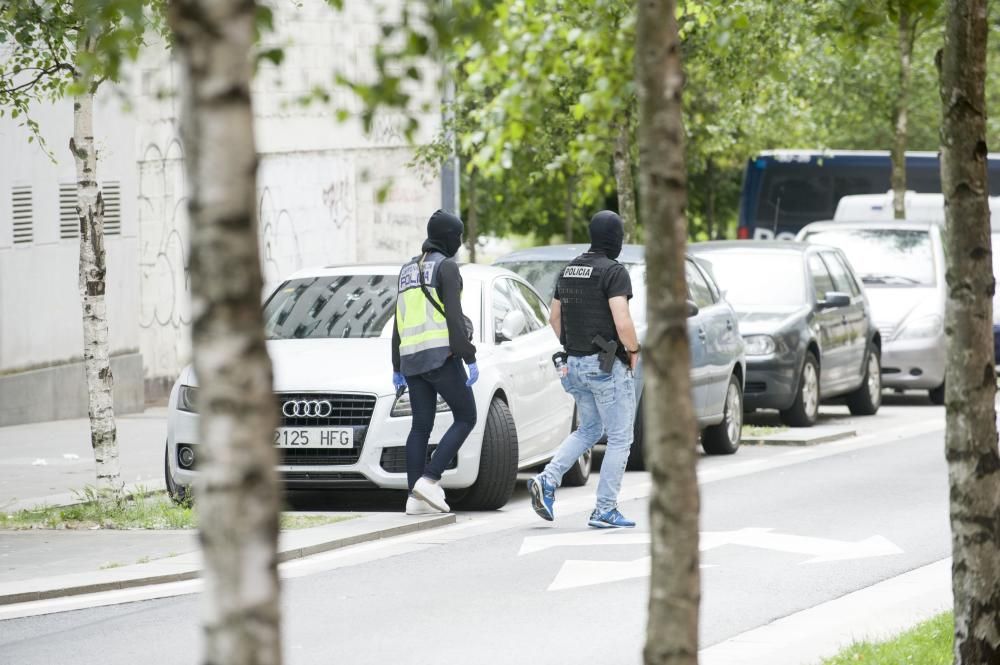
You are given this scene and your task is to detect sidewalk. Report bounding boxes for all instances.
[0,408,168,511]
[0,512,455,606]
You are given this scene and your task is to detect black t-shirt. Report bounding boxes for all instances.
[554,261,633,302]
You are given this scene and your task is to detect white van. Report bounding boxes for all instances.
[833,191,1000,227]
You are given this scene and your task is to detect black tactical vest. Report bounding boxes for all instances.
[556,253,621,357]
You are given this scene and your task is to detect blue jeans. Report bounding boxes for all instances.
[405,357,478,490]
[541,353,636,513]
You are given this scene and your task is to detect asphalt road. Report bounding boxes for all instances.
[0,401,950,665]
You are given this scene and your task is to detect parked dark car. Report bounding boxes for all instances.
[690,241,882,427]
[495,244,747,466]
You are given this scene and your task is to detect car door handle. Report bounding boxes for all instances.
[698,328,707,339]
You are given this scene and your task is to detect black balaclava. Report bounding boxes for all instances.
[588,210,624,260]
[422,209,465,258]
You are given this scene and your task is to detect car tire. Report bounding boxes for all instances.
[562,408,592,487]
[702,373,743,455]
[626,394,645,471]
[846,346,882,416]
[452,398,518,511]
[929,382,945,405]
[780,352,820,428]
[164,443,190,505]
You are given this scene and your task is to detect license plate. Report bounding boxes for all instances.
[273,428,354,449]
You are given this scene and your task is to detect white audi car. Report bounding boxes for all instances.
[164,264,584,510]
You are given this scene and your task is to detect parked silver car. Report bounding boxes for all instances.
[495,244,747,467]
[797,221,946,404]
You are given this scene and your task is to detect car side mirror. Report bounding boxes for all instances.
[819,292,851,309]
[687,300,700,318]
[497,310,527,343]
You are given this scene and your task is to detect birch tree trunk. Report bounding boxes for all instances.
[637,1,700,663]
[891,8,915,219]
[467,168,478,263]
[167,1,282,663]
[938,0,1000,661]
[71,62,121,497]
[614,113,638,242]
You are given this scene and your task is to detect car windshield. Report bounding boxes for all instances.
[500,258,646,323]
[263,275,397,340]
[801,228,935,287]
[695,251,806,307]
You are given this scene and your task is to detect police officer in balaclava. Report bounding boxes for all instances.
[528,210,641,528]
[391,210,479,515]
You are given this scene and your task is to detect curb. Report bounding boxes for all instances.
[0,512,455,606]
[743,426,856,447]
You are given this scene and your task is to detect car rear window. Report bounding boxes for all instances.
[264,275,397,340]
[695,251,806,308]
[801,228,936,287]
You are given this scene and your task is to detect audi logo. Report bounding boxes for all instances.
[282,400,333,418]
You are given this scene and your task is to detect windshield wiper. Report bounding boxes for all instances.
[860,273,921,285]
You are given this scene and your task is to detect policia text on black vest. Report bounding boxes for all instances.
[554,252,632,364]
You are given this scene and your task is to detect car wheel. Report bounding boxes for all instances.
[626,394,645,471]
[164,443,190,505]
[846,346,882,416]
[562,408,592,487]
[702,373,743,455]
[780,352,820,427]
[929,382,945,405]
[451,398,518,511]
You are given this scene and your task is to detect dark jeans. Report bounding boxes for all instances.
[405,356,478,490]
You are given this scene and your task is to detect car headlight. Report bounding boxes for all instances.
[391,392,451,417]
[177,385,199,413]
[743,335,776,356]
[896,315,943,340]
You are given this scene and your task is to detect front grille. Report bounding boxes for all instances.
[282,471,368,482]
[277,393,376,427]
[276,392,376,466]
[379,445,458,474]
[881,367,901,375]
[745,381,767,394]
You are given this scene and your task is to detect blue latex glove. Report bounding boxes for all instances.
[392,372,407,392]
[466,362,479,387]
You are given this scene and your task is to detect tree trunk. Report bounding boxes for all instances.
[614,113,638,243]
[892,8,915,219]
[938,1,1000,662]
[564,174,575,243]
[637,2,700,664]
[705,157,716,240]
[71,63,121,497]
[467,168,478,263]
[167,1,283,664]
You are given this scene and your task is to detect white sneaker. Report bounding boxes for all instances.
[405,495,442,515]
[412,477,450,512]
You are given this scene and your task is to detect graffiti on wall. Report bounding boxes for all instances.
[137,138,192,380]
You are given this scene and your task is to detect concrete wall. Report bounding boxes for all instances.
[0,353,144,427]
[0,0,443,420]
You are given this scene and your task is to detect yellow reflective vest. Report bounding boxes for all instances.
[395,252,453,375]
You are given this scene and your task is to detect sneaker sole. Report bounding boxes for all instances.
[587,519,636,529]
[412,486,450,513]
[527,479,554,521]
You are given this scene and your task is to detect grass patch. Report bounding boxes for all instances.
[820,612,952,665]
[1,487,359,531]
[279,514,357,530]
[1,488,195,530]
[742,425,790,439]
[100,561,124,570]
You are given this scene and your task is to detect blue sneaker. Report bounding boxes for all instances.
[588,508,636,529]
[527,474,555,521]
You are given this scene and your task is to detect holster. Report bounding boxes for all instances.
[592,335,619,373]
